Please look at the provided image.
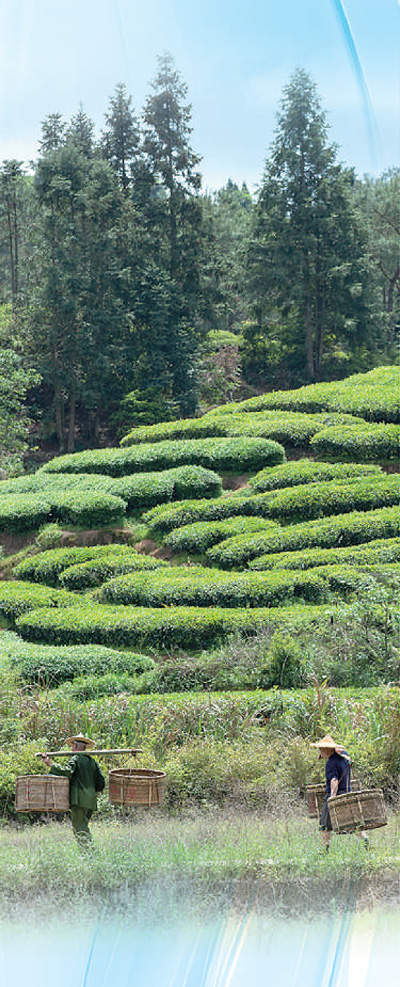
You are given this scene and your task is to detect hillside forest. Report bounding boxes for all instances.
[0,57,399,476]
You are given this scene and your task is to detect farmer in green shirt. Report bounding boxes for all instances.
[42,733,105,847]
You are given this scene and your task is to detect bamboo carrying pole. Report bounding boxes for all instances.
[35,748,143,758]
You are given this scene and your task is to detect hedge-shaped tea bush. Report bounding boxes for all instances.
[41,436,285,477]
[0,489,126,534]
[60,553,167,590]
[0,581,79,622]
[16,602,332,650]
[249,475,400,525]
[165,516,278,554]
[111,464,222,507]
[249,459,382,493]
[2,632,155,685]
[206,505,400,569]
[310,423,400,462]
[220,367,400,423]
[142,490,289,535]
[94,567,326,608]
[248,536,400,571]
[14,545,164,586]
[119,408,357,447]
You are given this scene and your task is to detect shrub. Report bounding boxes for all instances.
[93,568,327,608]
[248,536,400,571]
[165,516,278,554]
[260,632,306,689]
[40,436,285,477]
[16,602,331,650]
[310,422,400,462]
[206,505,400,568]
[0,581,79,623]
[14,545,154,586]
[111,464,222,508]
[249,459,382,493]
[0,489,126,534]
[1,632,155,685]
[60,554,167,590]
[223,367,400,423]
[247,475,400,525]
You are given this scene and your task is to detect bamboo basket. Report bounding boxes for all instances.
[306,779,361,819]
[108,768,167,807]
[328,789,387,833]
[15,775,70,813]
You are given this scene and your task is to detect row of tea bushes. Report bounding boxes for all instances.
[0,581,79,622]
[2,632,155,686]
[165,516,279,554]
[0,489,126,534]
[14,545,166,586]
[59,554,167,591]
[216,367,399,423]
[0,466,224,536]
[242,475,400,525]
[93,567,326,608]
[0,465,222,507]
[145,474,399,540]
[248,536,400,571]
[15,602,334,650]
[206,505,400,569]
[249,459,382,493]
[41,436,285,477]
[309,422,400,462]
[120,409,361,449]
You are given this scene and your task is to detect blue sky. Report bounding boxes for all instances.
[0,0,398,191]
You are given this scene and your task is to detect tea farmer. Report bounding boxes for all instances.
[310,734,368,851]
[42,733,105,847]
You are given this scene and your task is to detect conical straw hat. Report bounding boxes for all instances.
[64,733,96,749]
[310,734,345,753]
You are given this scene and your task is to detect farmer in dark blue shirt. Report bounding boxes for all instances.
[311,734,353,850]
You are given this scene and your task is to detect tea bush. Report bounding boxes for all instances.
[60,554,167,590]
[247,475,400,525]
[14,545,163,586]
[165,516,278,554]
[1,632,155,685]
[249,459,382,493]
[206,505,400,568]
[0,489,126,534]
[310,422,400,462]
[248,536,400,571]
[41,436,285,477]
[16,602,331,650]
[94,567,326,608]
[223,367,400,423]
[0,581,79,622]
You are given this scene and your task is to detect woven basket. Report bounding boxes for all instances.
[108,768,167,807]
[15,775,70,813]
[306,778,361,819]
[328,789,387,833]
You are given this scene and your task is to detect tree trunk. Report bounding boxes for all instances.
[67,383,76,453]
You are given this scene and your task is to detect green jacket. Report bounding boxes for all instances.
[50,754,105,810]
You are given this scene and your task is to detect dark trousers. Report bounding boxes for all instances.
[71,806,93,847]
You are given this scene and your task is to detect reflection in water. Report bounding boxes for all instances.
[0,886,399,987]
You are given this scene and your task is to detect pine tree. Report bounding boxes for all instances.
[248,68,367,382]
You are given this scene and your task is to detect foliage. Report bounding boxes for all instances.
[310,422,400,461]
[13,544,157,586]
[93,567,327,608]
[164,516,278,554]
[206,505,400,568]
[15,602,329,651]
[0,581,79,622]
[2,632,154,686]
[248,536,400,571]
[0,305,41,478]
[41,436,285,477]
[234,366,400,423]
[249,458,382,492]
